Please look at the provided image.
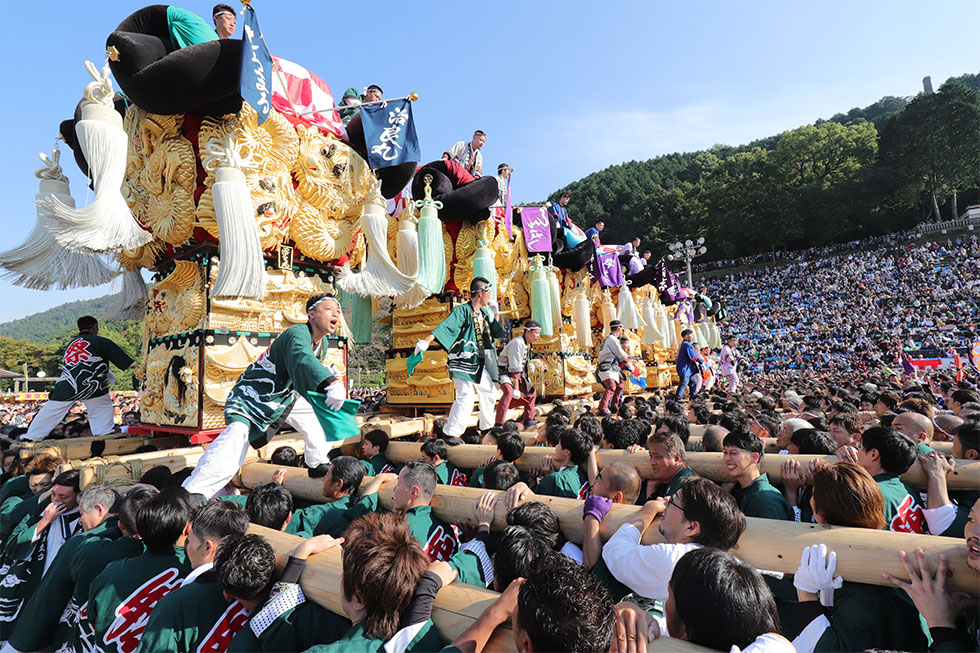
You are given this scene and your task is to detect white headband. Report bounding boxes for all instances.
[308,295,340,312]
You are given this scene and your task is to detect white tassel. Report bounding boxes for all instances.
[572,287,592,348]
[616,284,646,329]
[0,148,116,290]
[641,299,663,346]
[337,181,414,298]
[109,266,148,319]
[211,167,267,299]
[394,215,430,309]
[44,62,150,254]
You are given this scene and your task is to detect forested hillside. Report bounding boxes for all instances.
[549,73,980,260]
[0,293,143,391]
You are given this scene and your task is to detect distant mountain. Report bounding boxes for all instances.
[0,293,136,345]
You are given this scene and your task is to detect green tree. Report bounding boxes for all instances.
[878,82,980,221]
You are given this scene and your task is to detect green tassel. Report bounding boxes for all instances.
[529,255,553,337]
[336,286,352,310]
[472,238,497,303]
[415,177,446,294]
[351,292,372,344]
[547,266,562,329]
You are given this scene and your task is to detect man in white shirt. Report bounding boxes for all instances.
[720,336,741,394]
[443,130,486,177]
[602,477,745,600]
[492,163,513,207]
[494,320,541,427]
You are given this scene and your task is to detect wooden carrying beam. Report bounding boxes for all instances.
[237,463,978,595]
[383,442,980,490]
[249,525,518,653]
[17,435,186,461]
[69,433,308,489]
[685,435,954,456]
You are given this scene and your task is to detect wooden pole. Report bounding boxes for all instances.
[69,433,307,489]
[248,524,520,653]
[383,442,980,490]
[238,462,978,595]
[16,434,185,461]
[685,435,954,456]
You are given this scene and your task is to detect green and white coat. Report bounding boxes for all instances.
[536,464,591,500]
[431,304,505,383]
[59,532,145,653]
[224,324,338,448]
[228,556,350,652]
[137,564,250,653]
[86,546,191,653]
[49,333,135,402]
[0,497,80,640]
[874,473,927,534]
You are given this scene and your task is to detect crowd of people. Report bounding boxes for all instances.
[0,368,977,652]
[705,233,980,375]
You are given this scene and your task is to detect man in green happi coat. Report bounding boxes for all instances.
[23,316,137,441]
[137,501,250,653]
[283,456,365,538]
[723,431,794,521]
[414,277,505,439]
[58,486,152,653]
[86,491,192,653]
[348,462,460,562]
[0,471,82,640]
[5,484,119,652]
[221,534,350,652]
[857,426,928,533]
[183,294,350,499]
[359,430,395,476]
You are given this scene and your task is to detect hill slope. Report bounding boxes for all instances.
[0,293,133,345]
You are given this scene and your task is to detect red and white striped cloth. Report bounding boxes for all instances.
[271,56,345,139]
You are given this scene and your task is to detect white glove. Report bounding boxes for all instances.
[488,301,499,319]
[414,339,429,356]
[107,371,117,385]
[792,543,843,594]
[324,382,346,410]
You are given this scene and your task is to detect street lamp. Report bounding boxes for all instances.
[667,237,708,288]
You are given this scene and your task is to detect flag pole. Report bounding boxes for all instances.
[295,93,420,118]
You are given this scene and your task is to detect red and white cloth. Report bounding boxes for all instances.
[271,56,345,139]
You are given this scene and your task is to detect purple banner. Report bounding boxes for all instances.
[505,178,513,237]
[593,250,625,287]
[521,207,552,253]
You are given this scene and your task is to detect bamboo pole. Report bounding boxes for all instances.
[383,442,980,490]
[238,463,978,595]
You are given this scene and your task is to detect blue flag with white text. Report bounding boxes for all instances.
[239,6,273,125]
[360,99,421,169]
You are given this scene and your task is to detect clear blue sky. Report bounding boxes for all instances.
[0,0,976,323]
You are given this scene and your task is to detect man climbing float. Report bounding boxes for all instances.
[414,277,505,437]
[596,320,630,415]
[183,293,348,498]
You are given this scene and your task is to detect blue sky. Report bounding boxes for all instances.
[0,0,976,323]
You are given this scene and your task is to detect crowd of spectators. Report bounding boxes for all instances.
[693,229,919,273]
[0,395,139,439]
[705,233,980,375]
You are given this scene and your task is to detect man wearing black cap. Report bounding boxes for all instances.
[212,4,236,38]
[596,321,630,415]
[415,278,504,437]
[495,320,541,427]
